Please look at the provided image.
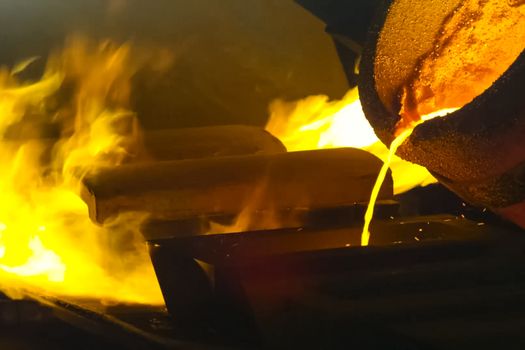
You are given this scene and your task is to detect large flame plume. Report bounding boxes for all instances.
[0,37,163,304]
[266,88,437,194]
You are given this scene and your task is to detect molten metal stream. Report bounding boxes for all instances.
[361,127,415,246]
[363,0,525,245]
[361,108,459,246]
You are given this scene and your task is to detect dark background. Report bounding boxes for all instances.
[0,0,348,129]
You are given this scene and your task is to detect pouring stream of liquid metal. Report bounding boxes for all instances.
[361,108,459,246]
[361,127,415,246]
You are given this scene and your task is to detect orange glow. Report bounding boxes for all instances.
[0,37,164,305]
[399,0,525,126]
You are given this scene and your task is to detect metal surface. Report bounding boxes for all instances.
[295,0,383,87]
[5,293,231,350]
[82,148,393,224]
[295,0,381,48]
[142,201,399,240]
[147,214,525,349]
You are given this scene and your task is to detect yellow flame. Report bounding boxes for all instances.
[265,87,461,245]
[0,37,164,305]
[212,88,438,236]
[0,236,65,283]
[266,88,437,195]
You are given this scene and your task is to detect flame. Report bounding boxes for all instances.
[266,88,437,194]
[264,0,525,244]
[208,179,289,234]
[211,89,437,235]
[0,235,65,283]
[0,36,164,305]
[264,87,460,245]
